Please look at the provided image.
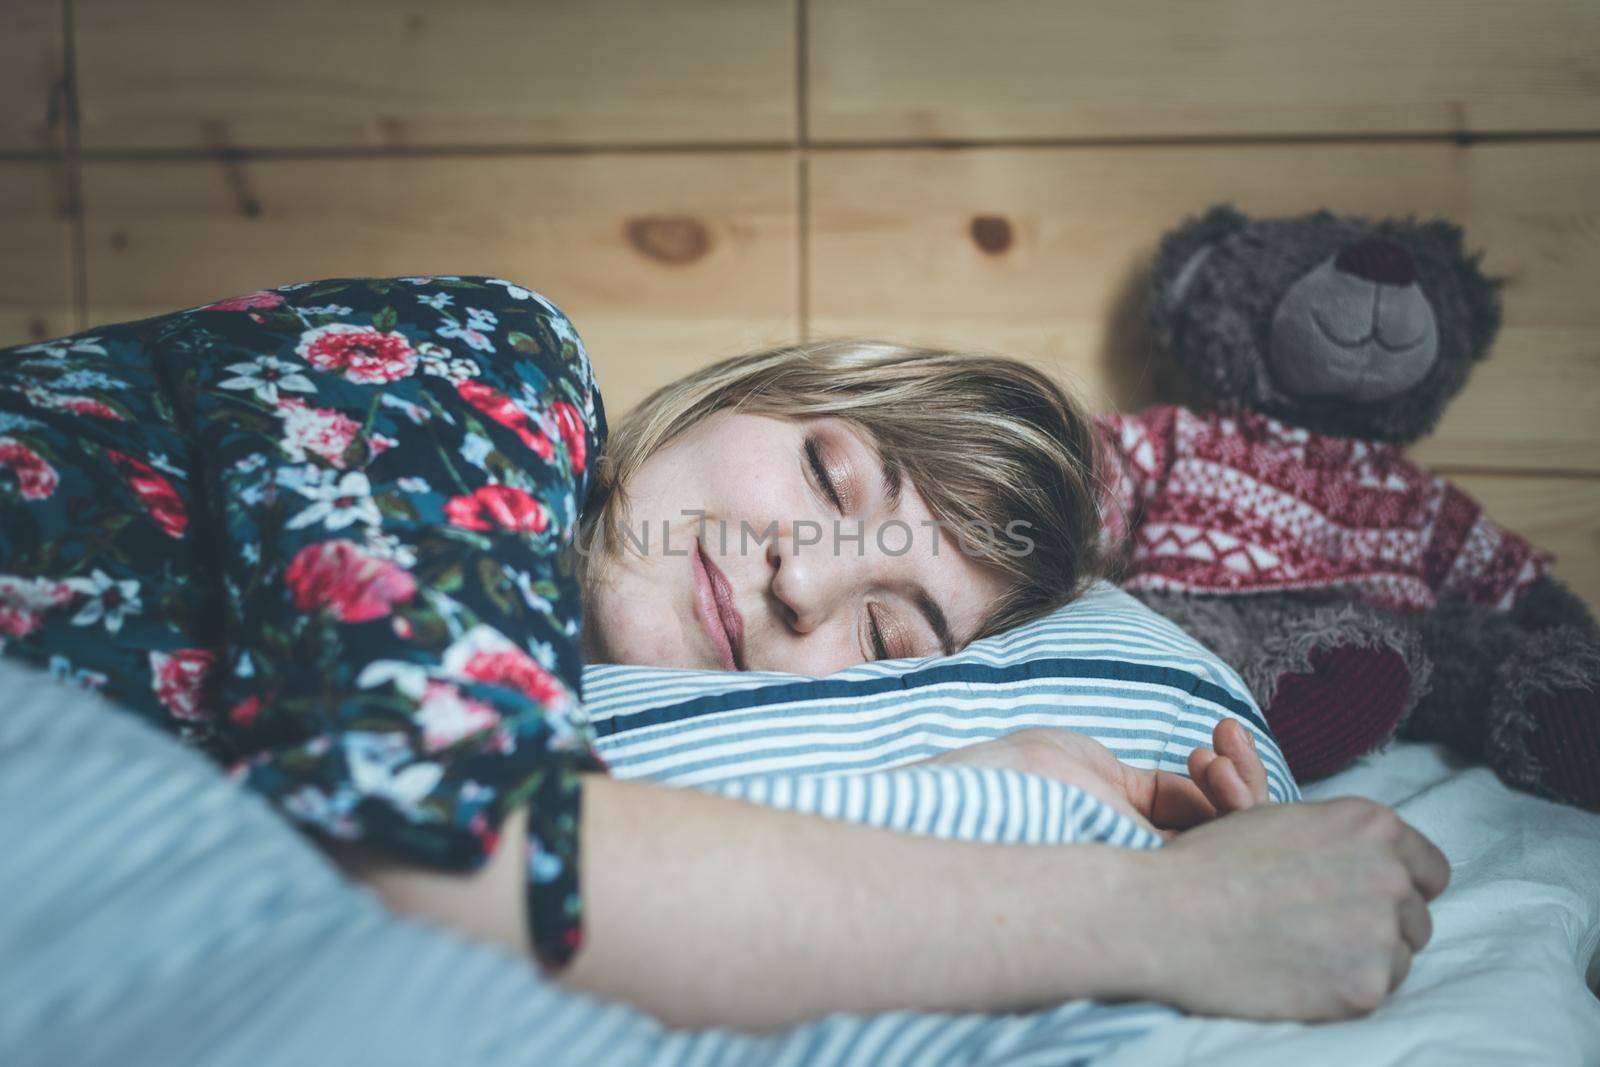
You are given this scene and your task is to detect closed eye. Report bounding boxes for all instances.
[867,605,890,660]
[804,435,845,512]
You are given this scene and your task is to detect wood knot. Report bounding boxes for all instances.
[970,214,1013,255]
[626,216,711,265]
[109,229,129,251]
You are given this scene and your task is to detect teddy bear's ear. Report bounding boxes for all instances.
[1151,204,1251,314]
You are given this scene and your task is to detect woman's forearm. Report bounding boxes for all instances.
[345,774,1150,1027]
[347,774,1447,1030]
[563,774,1144,1028]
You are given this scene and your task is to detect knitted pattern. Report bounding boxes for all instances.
[1097,405,1552,613]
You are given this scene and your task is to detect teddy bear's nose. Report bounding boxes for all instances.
[1334,237,1417,287]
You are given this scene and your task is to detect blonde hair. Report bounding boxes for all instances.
[580,340,1106,641]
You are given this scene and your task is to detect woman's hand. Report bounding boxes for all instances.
[1129,797,1451,1020]
[919,719,1270,835]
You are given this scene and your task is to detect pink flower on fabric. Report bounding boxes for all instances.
[203,290,285,312]
[0,575,73,638]
[105,449,187,538]
[416,681,501,752]
[548,400,587,473]
[368,433,398,459]
[0,437,59,500]
[276,397,361,468]
[443,484,550,535]
[296,324,418,384]
[229,695,263,728]
[284,540,419,622]
[442,625,568,707]
[55,396,123,420]
[149,648,216,722]
[456,380,555,460]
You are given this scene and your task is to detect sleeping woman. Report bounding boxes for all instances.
[0,277,1447,1029]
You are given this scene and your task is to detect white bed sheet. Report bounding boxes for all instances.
[1101,741,1600,1067]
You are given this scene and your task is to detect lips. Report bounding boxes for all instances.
[691,537,746,671]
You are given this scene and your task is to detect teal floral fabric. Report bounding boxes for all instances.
[0,277,607,966]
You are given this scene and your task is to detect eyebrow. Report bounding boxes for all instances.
[852,427,951,656]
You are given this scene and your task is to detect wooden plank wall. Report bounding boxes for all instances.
[3,0,1597,605]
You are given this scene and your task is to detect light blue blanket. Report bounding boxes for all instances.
[0,656,1194,1066]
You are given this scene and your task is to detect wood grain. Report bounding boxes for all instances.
[80,153,800,413]
[1,0,63,153]
[809,0,1600,142]
[74,0,797,151]
[1454,473,1600,610]
[0,164,77,347]
[807,141,1600,473]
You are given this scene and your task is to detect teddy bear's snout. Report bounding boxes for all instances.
[1267,237,1439,403]
[1333,237,1416,288]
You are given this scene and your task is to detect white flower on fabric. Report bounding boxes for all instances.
[379,393,431,425]
[281,785,362,839]
[417,341,480,384]
[459,432,492,469]
[64,568,142,633]
[301,304,354,317]
[364,530,418,568]
[505,565,553,614]
[146,453,186,478]
[527,844,564,885]
[465,307,498,330]
[285,470,382,531]
[344,732,444,813]
[436,317,494,353]
[484,278,535,300]
[48,653,108,693]
[218,355,317,404]
[15,336,108,359]
[52,369,122,390]
[356,659,431,700]
[395,476,431,495]
[416,292,454,310]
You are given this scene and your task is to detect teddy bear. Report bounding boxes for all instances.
[1096,205,1600,811]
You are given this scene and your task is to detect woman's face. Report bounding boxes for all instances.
[581,412,1010,675]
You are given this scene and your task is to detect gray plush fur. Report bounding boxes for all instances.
[1134,589,1429,735]
[1132,205,1600,804]
[1149,205,1502,442]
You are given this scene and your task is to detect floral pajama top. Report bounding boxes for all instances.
[0,277,606,966]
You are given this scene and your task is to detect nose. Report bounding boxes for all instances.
[1334,237,1417,287]
[766,528,852,635]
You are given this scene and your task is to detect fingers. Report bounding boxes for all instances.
[1143,769,1219,830]
[1208,756,1257,813]
[1188,748,1255,814]
[1393,822,1452,900]
[1389,939,1414,996]
[1397,892,1432,954]
[1213,719,1270,805]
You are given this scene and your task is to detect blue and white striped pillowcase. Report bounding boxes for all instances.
[581,582,1298,810]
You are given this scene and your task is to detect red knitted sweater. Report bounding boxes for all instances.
[1096,405,1551,613]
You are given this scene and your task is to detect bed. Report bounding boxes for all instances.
[1,652,1596,1066]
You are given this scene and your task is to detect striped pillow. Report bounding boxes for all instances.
[582,581,1297,805]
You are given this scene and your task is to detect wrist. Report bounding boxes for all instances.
[1083,847,1180,1003]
